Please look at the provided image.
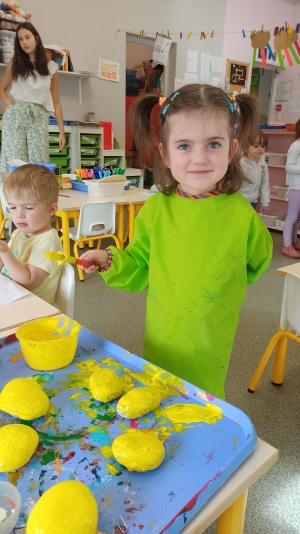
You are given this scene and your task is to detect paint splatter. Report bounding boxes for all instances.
[8,470,24,486]
[168,491,175,502]
[106,463,122,476]
[233,437,238,450]
[101,446,113,459]
[156,403,223,425]
[10,352,23,363]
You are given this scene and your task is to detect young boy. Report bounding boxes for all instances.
[0,164,64,305]
[239,131,270,211]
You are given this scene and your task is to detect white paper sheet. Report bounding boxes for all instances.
[210,56,223,73]
[275,81,292,102]
[98,59,120,82]
[0,276,28,306]
[288,92,300,113]
[184,72,199,83]
[153,34,172,66]
[187,49,198,73]
[200,52,211,83]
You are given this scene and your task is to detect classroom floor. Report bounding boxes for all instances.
[73,230,300,534]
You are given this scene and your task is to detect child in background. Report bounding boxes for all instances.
[80,84,272,399]
[0,164,63,304]
[281,118,300,259]
[239,131,269,210]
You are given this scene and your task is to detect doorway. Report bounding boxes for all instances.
[250,67,274,124]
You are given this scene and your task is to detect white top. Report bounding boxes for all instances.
[286,139,300,190]
[10,60,58,113]
[239,156,270,206]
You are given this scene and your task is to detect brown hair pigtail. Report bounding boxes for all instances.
[128,94,160,170]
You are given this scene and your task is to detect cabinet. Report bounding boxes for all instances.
[69,126,125,171]
[261,129,296,232]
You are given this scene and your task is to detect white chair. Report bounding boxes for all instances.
[68,201,121,281]
[248,273,300,393]
[54,262,75,318]
[0,188,13,237]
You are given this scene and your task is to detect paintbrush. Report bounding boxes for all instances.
[152,370,189,398]
[44,251,93,268]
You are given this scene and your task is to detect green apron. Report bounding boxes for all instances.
[101,192,272,399]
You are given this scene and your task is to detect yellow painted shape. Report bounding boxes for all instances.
[112,431,165,472]
[0,377,49,420]
[89,368,123,403]
[0,424,39,472]
[44,250,76,266]
[124,365,184,400]
[159,403,223,424]
[59,359,102,391]
[16,317,80,371]
[8,470,24,486]
[69,392,85,400]
[117,388,161,419]
[26,481,98,534]
[101,446,113,459]
[77,400,97,419]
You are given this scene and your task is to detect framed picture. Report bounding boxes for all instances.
[226,59,250,94]
[229,63,247,86]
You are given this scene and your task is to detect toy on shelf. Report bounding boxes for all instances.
[0,2,32,31]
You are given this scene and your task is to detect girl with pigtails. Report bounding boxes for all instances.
[81,84,272,399]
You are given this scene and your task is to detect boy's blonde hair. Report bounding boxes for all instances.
[4,164,59,207]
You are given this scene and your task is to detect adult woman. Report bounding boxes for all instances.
[0,22,66,171]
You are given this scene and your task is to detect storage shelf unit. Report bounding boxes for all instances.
[262,130,298,234]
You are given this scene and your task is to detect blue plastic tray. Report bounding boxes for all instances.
[0,328,257,533]
[259,124,285,129]
[49,118,70,125]
[71,180,88,192]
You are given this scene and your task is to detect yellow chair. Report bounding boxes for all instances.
[68,201,121,281]
[248,273,300,393]
[0,216,12,237]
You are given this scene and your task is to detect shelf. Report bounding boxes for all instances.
[267,164,286,168]
[261,130,295,134]
[0,63,99,105]
[266,224,300,235]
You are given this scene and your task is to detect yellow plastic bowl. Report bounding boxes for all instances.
[16,317,81,371]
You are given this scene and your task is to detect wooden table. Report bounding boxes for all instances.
[55,188,149,256]
[276,261,300,277]
[182,438,278,533]
[0,273,61,336]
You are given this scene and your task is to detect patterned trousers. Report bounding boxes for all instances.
[0,101,49,171]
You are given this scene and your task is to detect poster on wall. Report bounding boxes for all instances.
[275,81,292,102]
[98,59,120,82]
[153,33,172,66]
[229,63,247,86]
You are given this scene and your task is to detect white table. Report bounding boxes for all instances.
[0,274,61,336]
[276,261,300,277]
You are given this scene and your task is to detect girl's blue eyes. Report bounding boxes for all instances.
[178,142,220,150]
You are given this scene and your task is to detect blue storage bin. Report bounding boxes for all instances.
[49,118,70,125]
[9,163,57,172]
[126,69,136,77]
[71,181,88,192]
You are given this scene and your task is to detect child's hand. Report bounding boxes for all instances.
[80,250,109,273]
[262,205,269,212]
[0,241,9,255]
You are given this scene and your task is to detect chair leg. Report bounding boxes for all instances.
[248,332,286,393]
[271,328,289,386]
[110,235,121,249]
[73,240,84,281]
[96,238,102,250]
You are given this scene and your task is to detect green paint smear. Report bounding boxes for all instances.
[33,373,54,385]
[45,388,63,399]
[39,450,57,465]
[38,430,85,446]
[117,481,125,486]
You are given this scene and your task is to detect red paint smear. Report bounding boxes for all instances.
[130,418,138,429]
[0,344,3,349]
[205,392,216,401]
[138,526,144,530]
[62,451,75,463]
[124,499,130,504]
[101,498,105,502]
[84,465,88,470]
[159,471,222,533]
[4,334,17,344]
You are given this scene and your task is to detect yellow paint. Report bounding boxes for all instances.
[152,370,188,396]
[8,470,24,486]
[100,446,113,459]
[0,377,49,420]
[101,358,122,370]
[233,437,238,450]
[106,463,119,475]
[69,392,85,400]
[117,388,161,419]
[101,492,113,509]
[44,250,75,266]
[0,424,39,472]
[77,400,97,419]
[158,403,223,424]
[56,456,62,475]
[124,364,184,400]
[118,422,127,428]
[112,431,165,472]
[59,359,102,391]
[89,368,123,403]
[16,317,80,371]
[26,481,98,534]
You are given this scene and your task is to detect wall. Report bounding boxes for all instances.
[18,0,226,148]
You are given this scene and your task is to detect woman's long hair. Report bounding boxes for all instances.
[12,22,49,80]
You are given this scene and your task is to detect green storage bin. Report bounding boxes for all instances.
[50,156,70,166]
[62,167,71,174]
[80,158,100,167]
[104,156,121,168]
[49,145,70,156]
[49,133,70,145]
[80,134,100,146]
[80,147,98,156]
